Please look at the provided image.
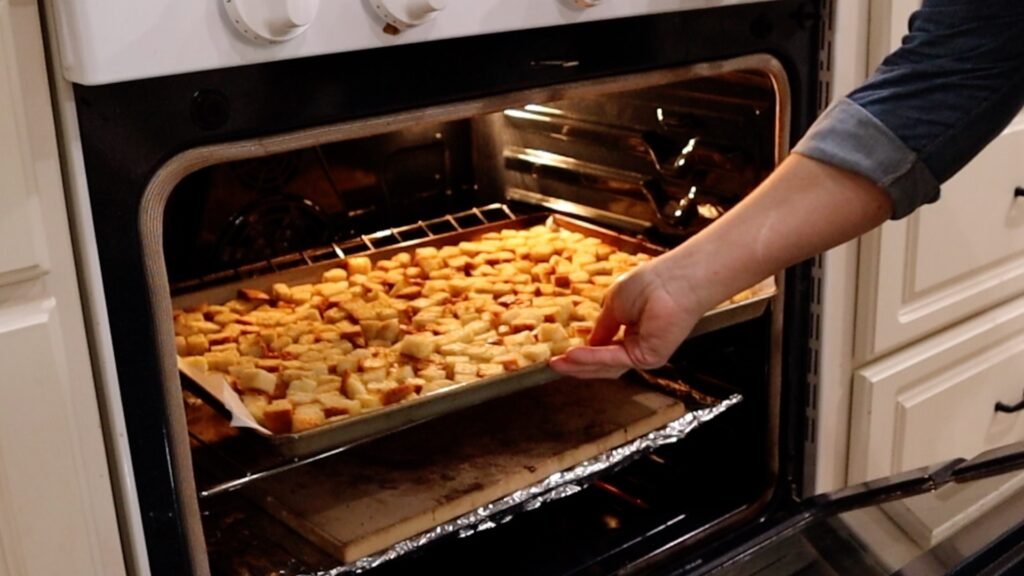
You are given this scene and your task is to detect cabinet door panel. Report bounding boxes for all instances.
[857,117,1024,361]
[0,5,47,284]
[0,302,107,576]
[857,0,1024,360]
[0,2,125,575]
[851,293,1024,548]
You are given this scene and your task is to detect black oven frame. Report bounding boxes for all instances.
[70,2,825,574]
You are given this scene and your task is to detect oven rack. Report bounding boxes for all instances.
[170,203,520,296]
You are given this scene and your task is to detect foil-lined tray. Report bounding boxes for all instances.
[306,393,743,575]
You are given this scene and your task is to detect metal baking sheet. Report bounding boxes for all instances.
[174,212,774,459]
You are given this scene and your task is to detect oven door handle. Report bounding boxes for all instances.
[694,442,1024,576]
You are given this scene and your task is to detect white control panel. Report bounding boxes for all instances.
[49,0,776,85]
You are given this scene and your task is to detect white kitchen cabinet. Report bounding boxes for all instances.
[837,0,1024,553]
[856,114,1024,363]
[850,293,1024,484]
[855,0,1024,363]
[0,1,125,575]
[849,292,1024,547]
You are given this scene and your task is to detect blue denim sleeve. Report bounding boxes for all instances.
[793,0,1024,219]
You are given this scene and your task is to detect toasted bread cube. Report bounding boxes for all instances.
[537,322,569,343]
[359,355,387,370]
[175,336,188,356]
[318,392,362,418]
[238,368,278,396]
[521,343,553,363]
[242,393,269,422]
[444,353,470,365]
[510,318,539,333]
[271,283,292,302]
[418,257,444,273]
[581,287,605,304]
[421,379,457,394]
[336,355,359,375]
[417,366,448,382]
[205,350,241,372]
[288,286,314,304]
[180,355,209,374]
[321,267,348,283]
[393,285,423,299]
[404,377,428,394]
[323,307,349,325]
[477,363,505,378]
[186,334,210,356]
[255,358,282,373]
[361,319,400,345]
[345,256,372,275]
[292,404,326,432]
[380,384,417,406]
[414,246,439,260]
[439,342,470,356]
[361,366,387,383]
[494,353,529,371]
[452,362,477,378]
[262,400,294,434]
[287,378,317,395]
[337,320,362,340]
[400,333,437,359]
[287,391,317,405]
[356,394,383,410]
[388,364,416,382]
[453,374,477,384]
[343,372,368,398]
[502,331,535,347]
[314,375,342,394]
[529,245,555,262]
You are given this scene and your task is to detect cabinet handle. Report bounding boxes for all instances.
[995,394,1024,414]
[1015,186,1024,198]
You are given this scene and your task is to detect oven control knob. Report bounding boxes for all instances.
[372,0,447,31]
[574,0,603,6]
[224,0,321,43]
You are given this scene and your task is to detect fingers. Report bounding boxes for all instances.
[549,344,633,380]
[588,301,622,346]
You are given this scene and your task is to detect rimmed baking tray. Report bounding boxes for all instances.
[174,212,775,458]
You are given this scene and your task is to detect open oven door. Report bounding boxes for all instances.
[636,442,1024,576]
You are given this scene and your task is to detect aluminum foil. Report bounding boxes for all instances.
[312,393,743,575]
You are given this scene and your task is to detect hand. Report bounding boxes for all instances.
[549,259,705,379]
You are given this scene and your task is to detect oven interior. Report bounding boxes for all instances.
[165,66,787,575]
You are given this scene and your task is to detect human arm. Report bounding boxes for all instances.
[549,153,892,378]
[549,0,1024,379]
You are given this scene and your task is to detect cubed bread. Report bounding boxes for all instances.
[238,368,278,396]
[262,399,294,434]
[345,256,372,275]
[293,404,326,432]
[400,333,437,359]
[318,392,361,418]
[175,221,657,434]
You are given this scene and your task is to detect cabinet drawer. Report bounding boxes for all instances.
[850,292,1024,546]
[851,290,1024,483]
[856,114,1024,362]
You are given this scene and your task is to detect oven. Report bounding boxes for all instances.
[42,1,1018,575]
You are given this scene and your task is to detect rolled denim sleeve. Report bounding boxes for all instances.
[794,0,1024,219]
